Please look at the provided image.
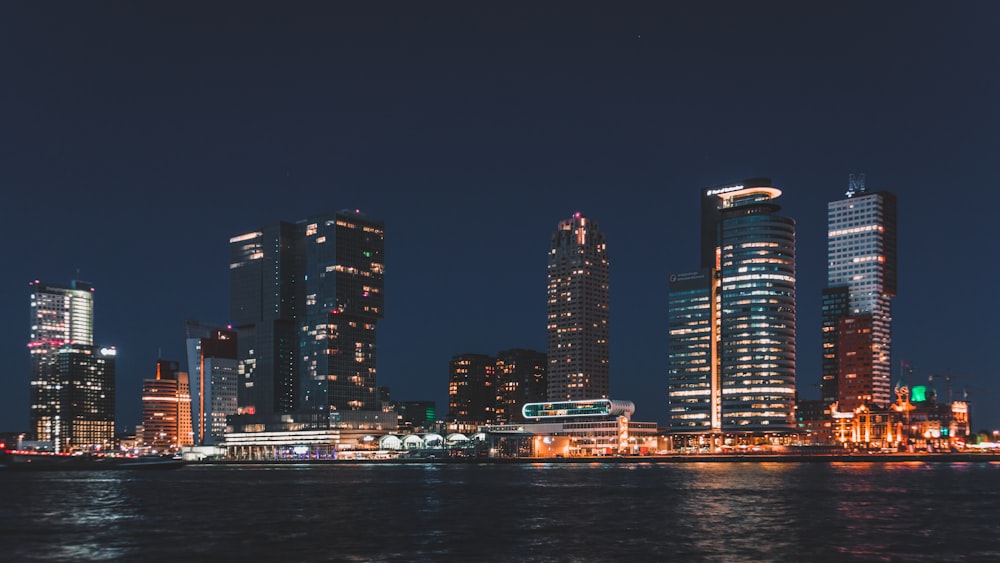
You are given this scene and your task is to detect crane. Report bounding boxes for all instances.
[928,371,975,404]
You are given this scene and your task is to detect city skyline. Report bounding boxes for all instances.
[2,3,997,432]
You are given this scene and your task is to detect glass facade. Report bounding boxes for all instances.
[185,322,238,446]
[231,210,385,419]
[229,222,304,417]
[667,270,719,433]
[300,210,385,413]
[669,180,796,435]
[546,213,609,402]
[718,191,796,432]
[521,399,635,419]
[29,280,114,452]
[820,286,850,402]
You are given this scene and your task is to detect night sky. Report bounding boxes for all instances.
[2,2,998,433]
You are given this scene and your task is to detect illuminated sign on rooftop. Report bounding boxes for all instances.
[705,184,745,196]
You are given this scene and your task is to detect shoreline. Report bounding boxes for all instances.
[197,453,1000,466]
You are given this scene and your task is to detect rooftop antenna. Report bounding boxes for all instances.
[846,173,866,198]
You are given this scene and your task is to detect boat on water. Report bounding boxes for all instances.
[0,450,186,471]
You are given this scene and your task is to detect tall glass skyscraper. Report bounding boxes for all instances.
[29,280,115,452]
[300,210,385,414]
[230,209,385,420]
[229,222,304,418]
[825,177,897,409]
[716,182,796,431]
[669,179,796,434]
[667,270,719,433]
[546,213,610,402]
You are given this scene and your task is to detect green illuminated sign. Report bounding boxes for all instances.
[911,386,927,403]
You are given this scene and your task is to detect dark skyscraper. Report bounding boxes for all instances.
[826,176,898,409]
[820,286,850,402]
[546,213,610,402]
[448,353,496,424]
[230,209,385,420]
[300,210,385,414]
[669,179,797,434]
[495,349,547,424]
[229,222,304,417]
[29,280,116,452]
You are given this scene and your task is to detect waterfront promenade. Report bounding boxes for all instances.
[201,452,1000,466]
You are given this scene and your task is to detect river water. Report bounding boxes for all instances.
[3,461,999,561]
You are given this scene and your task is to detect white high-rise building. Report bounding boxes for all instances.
[826,176,897,409]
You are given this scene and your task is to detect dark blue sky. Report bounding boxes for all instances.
[2,2,997,432]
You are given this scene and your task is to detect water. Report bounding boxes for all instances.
[3,461,1000,562]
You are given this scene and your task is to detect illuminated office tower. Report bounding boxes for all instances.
[141,360,193,451]
[185,321,238,445]
[667,270,719,433]
[448,354,496,424]
[668,180,796,434]
[495,349,547,424]
[715,180,796,431]
[300,210,385,414]
[229,222,305,417]
[29,280,116,452]
[546,213,610,402]
[826,176,897,409]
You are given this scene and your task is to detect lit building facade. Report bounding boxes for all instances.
[141,360,193,452]
[185,321,238,445]
[546,213,609,402]
[230,210,385,419]
[668,179,796,435]
[667,270,719,433]
[300,210,385,413]
[448,354,496,424]
[54,344,116,452]
[717,182,796,431]
[494,349,547,424]
[29,280,116,452]
[820,286,850,402]
[826,177,897,408]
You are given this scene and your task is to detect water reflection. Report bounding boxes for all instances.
[4,462,999,561]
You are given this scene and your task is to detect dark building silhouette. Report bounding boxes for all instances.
[229,222,304,417]
[229,210,385,420]
[395,401,437,430]
[448,354,496,424]
[820,286,851,402]
[495,349,547,423]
